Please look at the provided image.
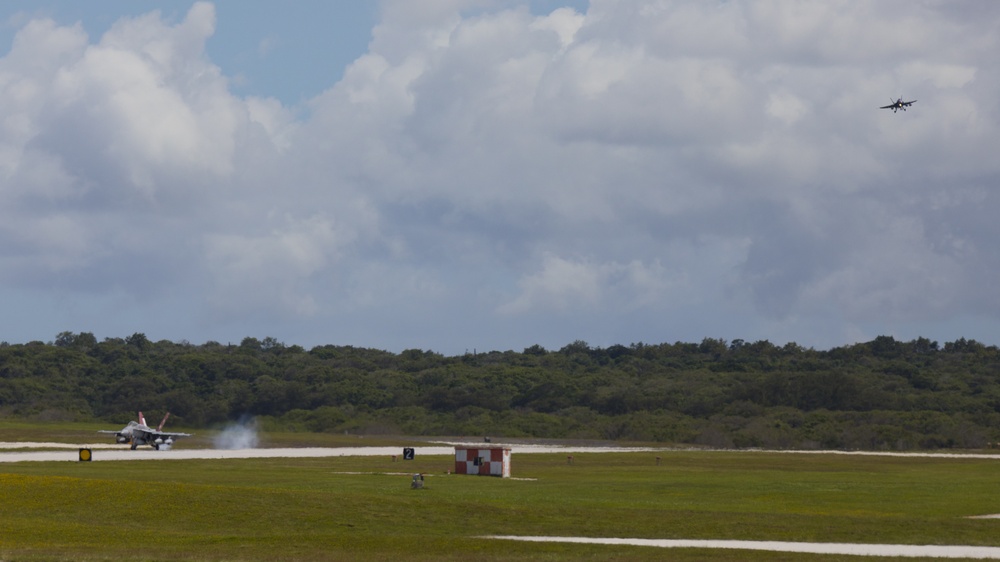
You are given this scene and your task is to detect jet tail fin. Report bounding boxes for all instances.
[158,412,171,432]
[138,411,146,426]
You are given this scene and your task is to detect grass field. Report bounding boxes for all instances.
[2,426,1000,561]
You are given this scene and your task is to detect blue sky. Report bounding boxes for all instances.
[1,1,587,105]
[1,2,377,105]
[0,1,997,354]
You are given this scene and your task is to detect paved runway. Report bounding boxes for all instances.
[4,442,1000,463]
[0,445,455,462]
[0,442,657,462]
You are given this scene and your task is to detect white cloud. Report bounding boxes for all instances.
[498,254,602,314]
[530,7,583,49]
[204,214,356,318]
[898,62,976,90]
[766,91,807,125]
[498,251,709,317]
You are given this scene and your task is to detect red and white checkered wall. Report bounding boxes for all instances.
[454,447,511,478]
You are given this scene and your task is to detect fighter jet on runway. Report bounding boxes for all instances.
[98,411,192,450]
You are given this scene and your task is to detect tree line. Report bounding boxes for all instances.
[2,332,999,450]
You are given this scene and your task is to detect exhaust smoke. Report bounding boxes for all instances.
[213,416,260,450]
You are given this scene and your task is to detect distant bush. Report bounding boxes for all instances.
[1,334,999,449]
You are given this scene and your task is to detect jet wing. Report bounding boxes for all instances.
[134,427,193,440]
[879,104,895,109]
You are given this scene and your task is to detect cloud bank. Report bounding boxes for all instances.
[1,0,998,353]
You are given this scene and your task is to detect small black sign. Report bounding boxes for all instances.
[402,447,415,460]
[79,448,92,462]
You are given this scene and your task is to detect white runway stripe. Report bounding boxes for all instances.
[486,536,1000,559]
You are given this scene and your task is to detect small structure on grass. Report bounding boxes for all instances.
[454,446,511,478]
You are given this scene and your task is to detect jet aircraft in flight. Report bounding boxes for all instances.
[880,97,916,113]
[98,411,192,450]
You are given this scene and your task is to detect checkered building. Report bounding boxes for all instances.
[454,447,511,478]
